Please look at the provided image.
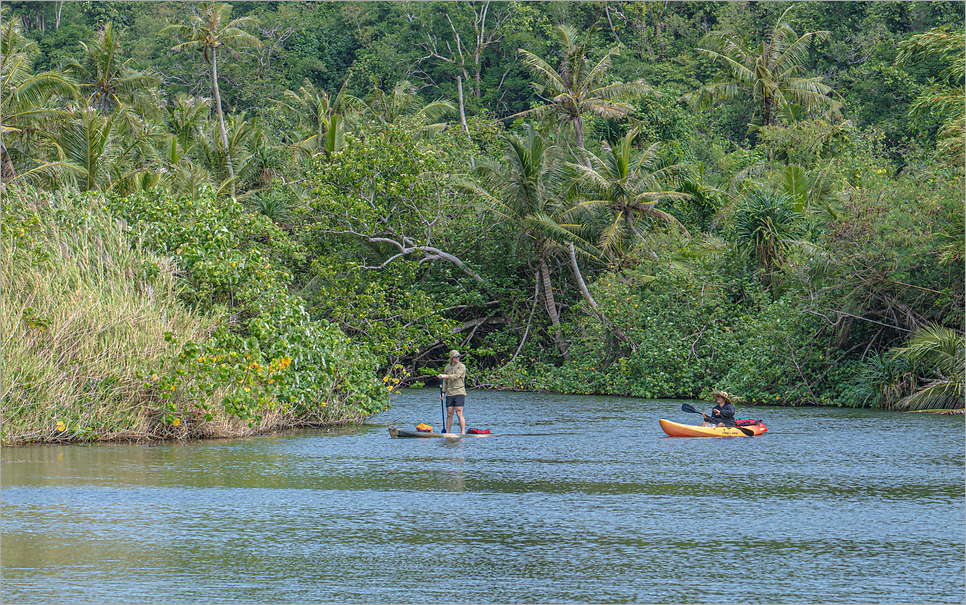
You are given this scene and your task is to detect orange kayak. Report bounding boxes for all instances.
[659,418,768,438]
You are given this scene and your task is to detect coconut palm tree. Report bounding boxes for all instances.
[53,107,160,193]
[189,111,256,197]
[363,80,456,142]
[62,22,161,120]
[166,93,212,154]
[462,125,577,359]
[161,2,263,194]
[0,10,78,183]
[684,5,839,127]
[278,78,363,158]
[896,26,965,169]
[513,25,651,157]
[890,324,965,411]
[571,128,690,264]
[237,120,285,192]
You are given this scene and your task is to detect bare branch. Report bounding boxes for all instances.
[319,229,484,282]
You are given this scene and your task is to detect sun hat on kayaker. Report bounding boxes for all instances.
[711,389,732,404]
[449,350,461,359]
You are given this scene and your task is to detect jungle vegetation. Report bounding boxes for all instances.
[2,1,963,443]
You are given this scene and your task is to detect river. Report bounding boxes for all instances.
[2,389,963,604]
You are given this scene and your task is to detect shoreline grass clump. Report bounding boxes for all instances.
[1,187,210,444]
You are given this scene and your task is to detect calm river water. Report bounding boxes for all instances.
[2,389,964,604]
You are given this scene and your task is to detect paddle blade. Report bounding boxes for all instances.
[735,425,756,436]
[681,403,703,415]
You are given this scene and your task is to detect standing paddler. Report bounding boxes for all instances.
[436,350,467,434]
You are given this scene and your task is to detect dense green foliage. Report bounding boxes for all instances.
[3,1,963,442]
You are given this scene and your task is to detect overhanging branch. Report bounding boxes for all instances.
[322,229,484,283]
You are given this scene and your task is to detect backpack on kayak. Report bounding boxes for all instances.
[416,423,433,433]
[467,428,490,434]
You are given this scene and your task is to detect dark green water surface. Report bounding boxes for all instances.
[2,390,963,603]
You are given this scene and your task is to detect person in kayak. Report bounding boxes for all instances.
[701,390,736,427]
[436,350,467,434]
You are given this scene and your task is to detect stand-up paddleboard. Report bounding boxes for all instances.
[389,427,492,439]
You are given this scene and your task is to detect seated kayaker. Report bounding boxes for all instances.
[701,390,736,427]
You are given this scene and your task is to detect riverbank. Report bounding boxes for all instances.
[6,379,961,447]
[1,406,378,447]
[1,189,391,447]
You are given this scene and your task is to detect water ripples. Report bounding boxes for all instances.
[2,390,963,603]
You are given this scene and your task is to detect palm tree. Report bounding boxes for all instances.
[363,80,456,142]
[776,163,843,221]
[0,10,78,183]
[237,119,285,192]
[463,125,576,359]
[278,78,363,158]
[684,5,839,127]
[895,26,965,169]
[850,352,916,410]
[53,107,160,193]
[62,22,161,120]
[161,2,263,193]
[189,111,256,197]
[513,25,651,156]
[571,128,690,264]
[166,93,212,154]
[890,324,965,411]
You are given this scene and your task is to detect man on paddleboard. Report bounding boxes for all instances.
[437,350,467,434]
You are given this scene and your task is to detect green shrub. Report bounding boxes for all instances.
[109,186,392,431]
[484,264,853,406]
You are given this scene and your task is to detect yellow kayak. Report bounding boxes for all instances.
[659,418,767,438]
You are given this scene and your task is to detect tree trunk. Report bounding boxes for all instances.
[511,276,541,363]
[604,2,623,46]
[538,256,570,360]
[568,242,598,311]
[568,241,637,352]
[210,47,236,197]
[457,76,470,136]
[654,5,666,60]
[574,116,585,154]
[574,116,591,167]
[55,1,64,29]
[0,140,17,182]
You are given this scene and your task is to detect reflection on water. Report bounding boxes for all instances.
[2,389,964,604]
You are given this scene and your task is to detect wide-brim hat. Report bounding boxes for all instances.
[449,349,461,359]
[711,389,733,404]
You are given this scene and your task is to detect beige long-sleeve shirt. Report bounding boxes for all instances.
[441,361,466,396]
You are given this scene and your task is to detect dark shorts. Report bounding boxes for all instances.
[446,395,465,408]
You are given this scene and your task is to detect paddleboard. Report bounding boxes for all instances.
[389,427,492,439]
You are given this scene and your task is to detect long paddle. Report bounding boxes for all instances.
[681,403,755,436]
[440,379,446,433]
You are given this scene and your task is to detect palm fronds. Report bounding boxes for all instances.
[891,324,965,411]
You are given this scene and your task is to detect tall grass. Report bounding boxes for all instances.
[1,187,210,444]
